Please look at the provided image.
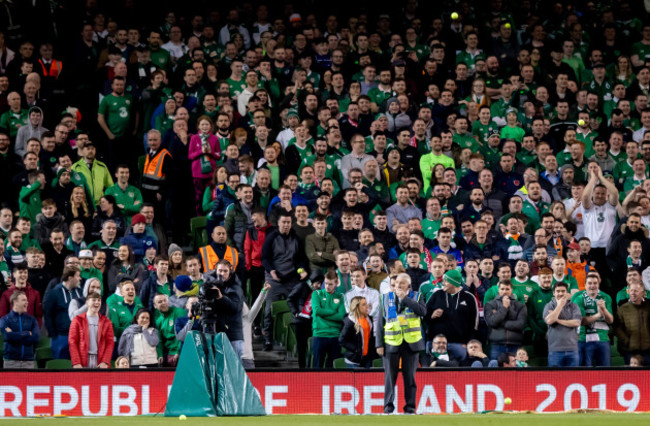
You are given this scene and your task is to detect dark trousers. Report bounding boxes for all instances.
[292,318,312,368]
[383,344,419,414]
[262,280,298,340]
[246,266,265,305]
[312,336,340,369]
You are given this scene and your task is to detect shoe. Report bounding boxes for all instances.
[263,340,273,351]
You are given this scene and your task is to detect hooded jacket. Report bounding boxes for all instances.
[14,106,47,158]
[43,282,83,337]
[33,212,69,246]
[425,289,479,343]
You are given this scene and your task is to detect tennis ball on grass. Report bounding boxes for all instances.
[179,415,187,420]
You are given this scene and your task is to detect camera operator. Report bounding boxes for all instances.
[201,259,245,359]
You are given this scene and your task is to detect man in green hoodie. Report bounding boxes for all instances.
[311,270,346,368]
[19,171,44,224]
[153,293,185,366]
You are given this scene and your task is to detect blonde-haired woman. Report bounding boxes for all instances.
[338,296,376,369]
[65,185,92,231]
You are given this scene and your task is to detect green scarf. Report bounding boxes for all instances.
[505,233,523,260]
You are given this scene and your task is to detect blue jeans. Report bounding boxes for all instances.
[231,340,244,360]
[311,337,340,369]
[471,360,498,368]
[51,335,70,360]
[548,350,579,367]
[579,341,610,366]
[489,344,520,361]
[447,343,467,361]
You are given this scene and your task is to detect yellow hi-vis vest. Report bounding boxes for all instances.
[382,291,423,346]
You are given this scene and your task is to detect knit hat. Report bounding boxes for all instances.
[559,164,575,176]
[168,243,183,258]
[174,275,193,293]
[488,128,500,138]
[131,213,146,226]
[286,109,300,119]
[443,269,463,287]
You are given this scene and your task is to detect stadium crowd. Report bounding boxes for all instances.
[2,0,650,370]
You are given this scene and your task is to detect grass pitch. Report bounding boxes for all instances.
[3,413,650,426]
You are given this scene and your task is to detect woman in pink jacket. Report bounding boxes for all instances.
[188,115,221,214]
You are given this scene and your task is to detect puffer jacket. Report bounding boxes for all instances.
[224,201,252,254]
[0,310,39,361]
[484,295,527,346]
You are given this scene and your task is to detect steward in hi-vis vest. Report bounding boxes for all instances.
[375,273,426,414]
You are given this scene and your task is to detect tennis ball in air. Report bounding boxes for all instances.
[578,119,586,126]
[179,415,187,420]
[505,23,511,29]
[451,12,459,20]
[504,397,512,405]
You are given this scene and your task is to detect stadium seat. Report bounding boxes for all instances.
[333,358,347,369]
[271,300,290,345]
[37,336,50,349]
[35,347,54,368]
[45,359,72,369]
[285,327,297,361]
[307,337,314,368]
[278,312,293,349]
[189,216,208,252]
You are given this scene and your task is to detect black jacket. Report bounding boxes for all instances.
[425,289,478,344]
[287,280,313,324]
[339,316,376,364]
[202,271,244,341]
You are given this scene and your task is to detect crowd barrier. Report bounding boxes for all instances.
[1,369,649,416]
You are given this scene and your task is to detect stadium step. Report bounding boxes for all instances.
[252,338,298,368]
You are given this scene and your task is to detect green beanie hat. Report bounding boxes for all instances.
[443,269,463,287]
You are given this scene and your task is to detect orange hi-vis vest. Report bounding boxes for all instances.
[38,59,62,78]
[199,244,239,272]
[142,149,171,192]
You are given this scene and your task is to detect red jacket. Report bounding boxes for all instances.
[69,313,114,367]
[244,224,271,270]
[0,284,43,326]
